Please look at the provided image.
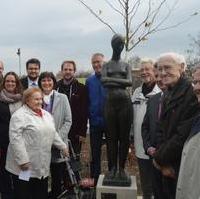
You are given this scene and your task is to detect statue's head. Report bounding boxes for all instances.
[111,34,125,57]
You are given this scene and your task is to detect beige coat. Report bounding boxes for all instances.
[6,105,67,179]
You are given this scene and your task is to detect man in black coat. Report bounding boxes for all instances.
[153,52,200,199]
[142,69,167,199]
[57,60,88,156]
[20,58,40,90]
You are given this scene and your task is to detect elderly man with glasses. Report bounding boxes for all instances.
[153,52,200,199]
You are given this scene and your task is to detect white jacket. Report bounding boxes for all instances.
[132,84,160,159]
[6,105,67,179]
[176,131,200,199]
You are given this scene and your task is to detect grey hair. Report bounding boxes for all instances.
[140,57,155,67]
[158,52,187,71]
[91,53,104,59]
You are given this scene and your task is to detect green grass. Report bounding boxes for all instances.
[77,78,86,85]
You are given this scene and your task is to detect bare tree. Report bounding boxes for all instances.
[186,32,200,68]
[76,0,198,53]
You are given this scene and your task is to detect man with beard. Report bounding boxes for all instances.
[132,58,161,199]
[20,58,40,89]
[57,60,88,163]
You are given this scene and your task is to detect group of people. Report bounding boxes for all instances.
[0,54,105,199]
[0,50,199,199]
[132,52,200,199]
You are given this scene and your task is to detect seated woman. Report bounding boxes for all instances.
[38,72,72,198]
[101,34,133,185]
[0,72,22,199]
[6,87,68,199]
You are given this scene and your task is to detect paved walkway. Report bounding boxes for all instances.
[0,192,142,198]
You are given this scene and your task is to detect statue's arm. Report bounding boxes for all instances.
[126,64,133,86]
[103,77,131,86]
[101,64,107,82]
[102,64,132,86]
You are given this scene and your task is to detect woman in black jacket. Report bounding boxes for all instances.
[0,72,23,199]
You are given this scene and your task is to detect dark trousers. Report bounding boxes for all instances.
[68,134,82,157]
[12,174,48,199]
[90,126,104,184]
[162,177,177,199]
[50,162,66,199]
[152,165,167,199]
[0,148,14,199]
[137,158,153,199]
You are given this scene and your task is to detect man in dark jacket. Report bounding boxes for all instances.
[142,68,167,199]
[57,60,88,157]
[20,58,40,90]
[153,52,200,199]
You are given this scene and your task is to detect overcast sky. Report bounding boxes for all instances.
[0,0,199,75]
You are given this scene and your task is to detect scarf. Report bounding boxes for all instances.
[0,89,22,103]
[0,89,22,115]
[43,90,54,113]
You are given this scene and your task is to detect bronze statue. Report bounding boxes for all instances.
[101,34,133,186]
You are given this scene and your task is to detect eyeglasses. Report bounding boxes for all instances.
[158,65,174,72]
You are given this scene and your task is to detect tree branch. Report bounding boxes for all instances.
[104,0,124,17]
[155,14,198,32]
[129,0,140,15]
[77,0,116,34]
[128,0,141,29]
[129,0,152,40]
[117,0,125,10]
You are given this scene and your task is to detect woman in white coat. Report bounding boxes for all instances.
[6,88,68,199]
[38,72,72,199]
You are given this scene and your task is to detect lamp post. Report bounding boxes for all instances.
[17,48,21,77]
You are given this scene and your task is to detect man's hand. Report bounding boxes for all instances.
[153,159,162,170]
[153,159,176,179]
[161,167,176,179]
[20,162,31,171]
[147,147,156,156]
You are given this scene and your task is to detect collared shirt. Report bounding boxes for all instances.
[28,77,38,88]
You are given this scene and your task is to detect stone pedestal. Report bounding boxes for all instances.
[96,175,137,199]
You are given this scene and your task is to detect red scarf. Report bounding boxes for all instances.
[34,109,43,117]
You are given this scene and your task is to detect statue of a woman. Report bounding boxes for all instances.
[101,34,133,186]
